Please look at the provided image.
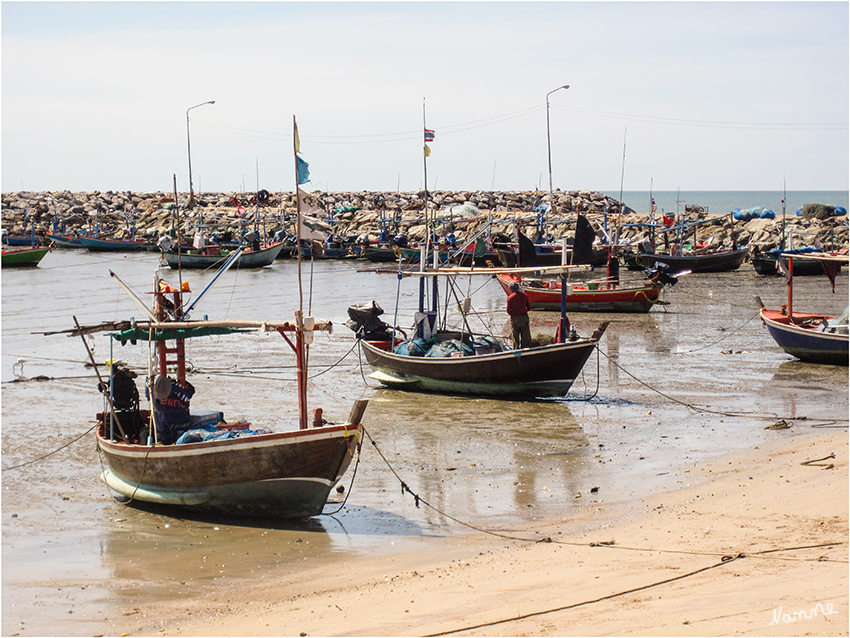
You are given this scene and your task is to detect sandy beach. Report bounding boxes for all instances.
[118,427,847,637]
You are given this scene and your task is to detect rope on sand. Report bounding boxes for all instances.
[425,554,746,637]
[670,308,762,354]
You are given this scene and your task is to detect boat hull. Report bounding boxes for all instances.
[632,248,749,273]
[752,253,840,277]
[97,423,360,518]
[495,246,609,268]
[760,310,848,365]
[1,247,50,267]
[496,275,661,313]
[163,243,284,269]
[78,236,148,252]
[361,337,600,398]
[45,233,85,248]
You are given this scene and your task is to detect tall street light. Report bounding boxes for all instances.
[186,100,215,203]
[546,85,569,219]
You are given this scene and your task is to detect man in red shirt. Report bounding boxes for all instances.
[506,281,532,349]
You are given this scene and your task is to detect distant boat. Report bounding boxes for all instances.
[751,247,841,277]
[45,233,85,249]
[363,244,399,262]
[2,234,44,247]
[758,252,848,366]
[2,246,50,267]
[494,244,609,267]
[162,242,284,269]
[495,274,664,313]
[629,247,749,273]
[78,236,148,252]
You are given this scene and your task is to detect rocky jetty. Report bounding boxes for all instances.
[2,189,847,252]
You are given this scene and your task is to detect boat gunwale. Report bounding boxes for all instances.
[97,422,361,458]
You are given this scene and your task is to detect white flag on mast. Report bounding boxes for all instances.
[297,188,330,240]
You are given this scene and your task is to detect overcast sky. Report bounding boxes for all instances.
[2,1,848,195]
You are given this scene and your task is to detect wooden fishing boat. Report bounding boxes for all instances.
[78,236,149,252]
[363,244,399,262]
[758,252,848,366]
[45,233,85,249]
[359,333,604,397]
[494,243,608,268]
[495,274,663,313]
[1,246,50,267]
[351,264,609,398]
[45,118,366,518]
[162,242,284,269]
[630,247,749,273]
[364,243,502,267]
[2,233,44,247]
[751,247,841,277]
[95,412,362,518]
[50,291,365,518]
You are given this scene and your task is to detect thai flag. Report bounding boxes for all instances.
[424,128,435,142]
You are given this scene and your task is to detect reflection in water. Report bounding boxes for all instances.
[765,359,850,421]
[98,501,424,594]
[364,389,591,527]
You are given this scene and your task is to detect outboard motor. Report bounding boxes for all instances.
[392,233,408,248]
[645,262,679,286]
[346,301,392,340]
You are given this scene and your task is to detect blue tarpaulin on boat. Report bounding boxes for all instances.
[425,340,474,358]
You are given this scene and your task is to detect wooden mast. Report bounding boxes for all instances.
[293,115,308,430]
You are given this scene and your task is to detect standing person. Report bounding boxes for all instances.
[506,281,532,350]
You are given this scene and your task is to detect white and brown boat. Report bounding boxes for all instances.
[48,118,366,518]
[53,282,365,519]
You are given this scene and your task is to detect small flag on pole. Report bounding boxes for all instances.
[424,128,435,142]
[294,122,301,154]
[424,144,431,157]
[296,156,311,185]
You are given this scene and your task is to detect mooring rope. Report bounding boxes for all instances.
[361,425,845,559]
[671,309,762,354]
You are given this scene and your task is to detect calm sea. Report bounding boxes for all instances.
[600,190,849,217]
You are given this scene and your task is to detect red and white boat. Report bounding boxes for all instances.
[496,273,663,313]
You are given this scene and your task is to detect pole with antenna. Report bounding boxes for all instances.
[293,115,308,430]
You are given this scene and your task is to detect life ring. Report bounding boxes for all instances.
[257,189,269,202]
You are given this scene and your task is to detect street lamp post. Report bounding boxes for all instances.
[186,100,215,204]
[546,85,569,220]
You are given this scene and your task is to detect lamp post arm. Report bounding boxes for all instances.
[545,85,569,219]
[185,100,216,201]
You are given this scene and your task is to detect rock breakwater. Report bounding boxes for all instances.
[2,189,847,251]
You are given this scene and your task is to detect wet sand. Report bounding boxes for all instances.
[138,429,849,637]
[2,251,848,637]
